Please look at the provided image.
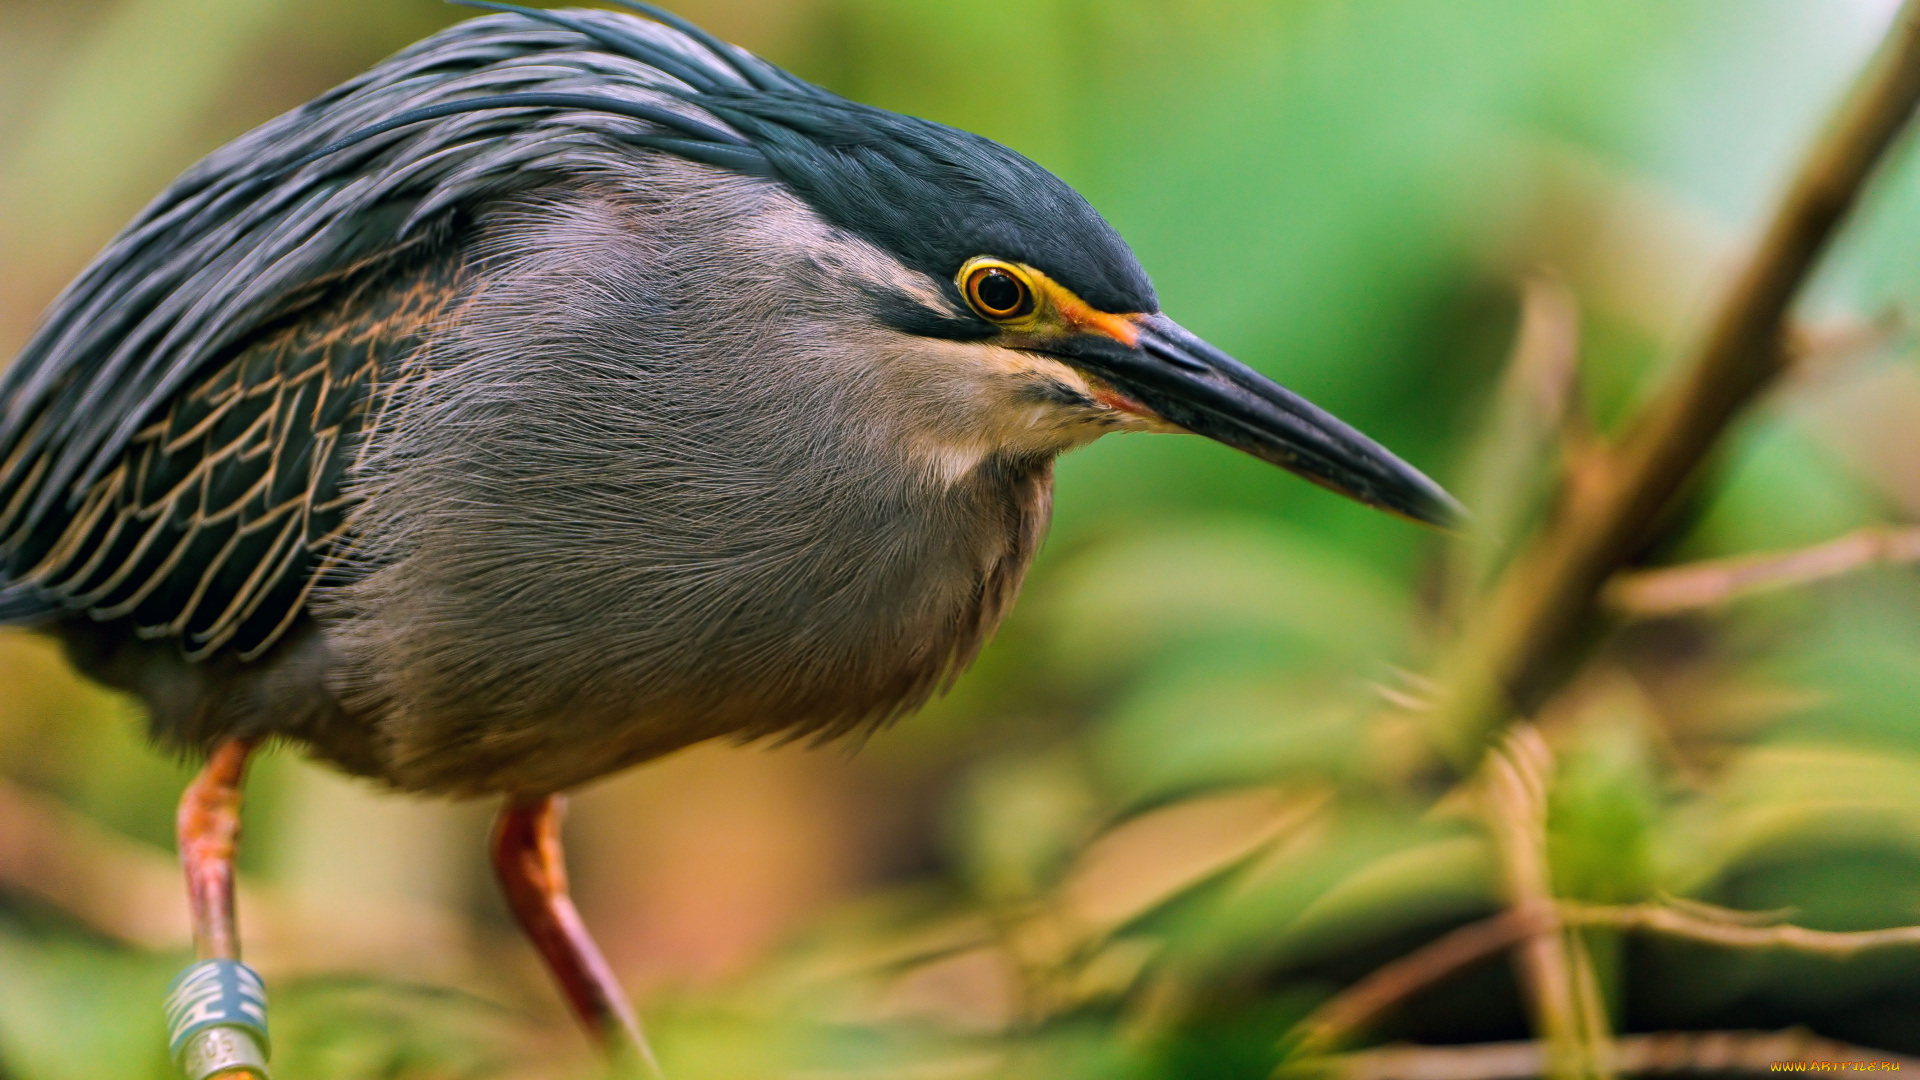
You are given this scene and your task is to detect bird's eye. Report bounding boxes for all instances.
[964,263,1036,322]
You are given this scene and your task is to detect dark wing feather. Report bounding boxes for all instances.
[0,9,765,659]
[6,249,465,661]
[0,10,757,538]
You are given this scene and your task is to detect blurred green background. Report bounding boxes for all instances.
[4,1,1920,1077]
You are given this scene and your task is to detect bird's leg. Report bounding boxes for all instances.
[492,794,662,1076]
[167,737,271,1080]
[180,738,255,961]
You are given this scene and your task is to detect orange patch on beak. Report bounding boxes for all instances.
[1021,274,1159,420]
[1044,284,1145,349]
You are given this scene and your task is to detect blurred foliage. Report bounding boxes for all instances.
[0,909,531,1080]
[6,0,1920,1078]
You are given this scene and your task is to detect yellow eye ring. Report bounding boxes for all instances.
[959,259,1038,323]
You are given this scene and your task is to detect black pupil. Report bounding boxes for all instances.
[976,270,1025,315]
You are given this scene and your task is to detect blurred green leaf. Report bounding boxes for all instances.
[1547,685,1660,904]
[1156,813,1494,981]
[1655,743,1920,898]
[0,912,174,1080]
[268,979,532,1080]
[1091,660,1372,802]
[950,748,1103,906]
[0,910,534,1080]
[1056,787,1326,942]
[1264,833,1499,970]
[1041,518,1411,687]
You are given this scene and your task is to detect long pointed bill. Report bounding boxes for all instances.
[1074,313,1463,527]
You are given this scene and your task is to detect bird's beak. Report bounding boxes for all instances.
[1069,313,1463,527]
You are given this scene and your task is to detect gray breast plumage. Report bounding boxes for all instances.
[307,164,1054,794]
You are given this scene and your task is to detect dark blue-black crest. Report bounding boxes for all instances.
[708,92,1157,316]
[349,1,1158,315]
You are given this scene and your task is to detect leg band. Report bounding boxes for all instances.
[165,959,270,1080]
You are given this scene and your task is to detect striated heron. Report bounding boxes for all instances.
[0,3,1459,1076]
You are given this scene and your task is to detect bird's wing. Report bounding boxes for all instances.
[0,10,760,658]
[0,12,751,549]
[2,247,465,660]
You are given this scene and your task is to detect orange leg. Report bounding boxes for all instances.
[170,738,270,1080]
[492,794,662,1076]
[179,738,257,962]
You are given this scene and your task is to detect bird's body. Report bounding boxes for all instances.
[5,5,1458,1068]
[49,159,1074,796]
[7,12,1145,795]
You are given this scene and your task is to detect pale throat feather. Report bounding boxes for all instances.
[874,335,1161,489]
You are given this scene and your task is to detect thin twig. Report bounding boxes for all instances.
[1567,932,1613,1080]
[1427,0,1920,760]
[1291,908,1550,1055]
[1450,273,1585,609]
[1484,728,1612,1080]
[1569,903,1920,957]
[1604,525,1920,616]
[1288,897,1920,1059]
[1317,1030,1918,1080]
[1783,309,1907,385]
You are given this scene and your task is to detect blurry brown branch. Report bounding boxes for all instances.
[1290,895,1920,1057]
[1319,1030,1919,1080]
[1428,0,1920,761]
[1604,525,1920,617]
[1570,903,1920,956]
[1290,908,1550,1056]
[1482,729,1612,1080]
[1291,718,1920,1064]
[1448,273,1585,611]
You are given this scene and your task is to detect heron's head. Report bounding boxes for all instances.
[315,2,1462,526]
[745,92,1460,527]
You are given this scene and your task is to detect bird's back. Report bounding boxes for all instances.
[30,244,468,766]
[0,14,602,643]
[10,243,464,661]
[0,11,1061,794]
